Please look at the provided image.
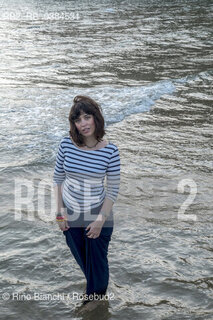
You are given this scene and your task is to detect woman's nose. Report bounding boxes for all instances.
[80,119,87,126]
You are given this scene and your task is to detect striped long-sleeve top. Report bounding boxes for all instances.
[53,136,120,212]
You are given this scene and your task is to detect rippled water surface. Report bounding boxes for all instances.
[0,0,212,319]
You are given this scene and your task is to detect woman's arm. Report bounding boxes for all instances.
[53,139,66,213]
[54,183,69,231]
[97,146,121,221]
[86,198,115,238]
[86,146,120,237]
[53,139,69,233]
[54,184,65,214]
[96,197,114,223]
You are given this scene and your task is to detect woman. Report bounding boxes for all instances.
[53,95,120,306]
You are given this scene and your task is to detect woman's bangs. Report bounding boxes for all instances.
[71,103,93,121]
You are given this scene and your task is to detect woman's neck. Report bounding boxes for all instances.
[83,136,99,148]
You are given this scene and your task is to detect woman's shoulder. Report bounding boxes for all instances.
[60,136,70,143]
[102,139,119,152]
[106,142,119,157]
[108,141,119,150]
[99,139,110,148]
[58,136,72,148]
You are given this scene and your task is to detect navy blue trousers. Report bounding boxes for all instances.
[62,205,113,297]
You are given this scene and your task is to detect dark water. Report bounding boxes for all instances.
[0,0,212,319]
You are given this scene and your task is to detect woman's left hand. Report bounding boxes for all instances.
[85,219,105,239]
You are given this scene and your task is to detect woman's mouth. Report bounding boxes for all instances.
[82,128,90,133]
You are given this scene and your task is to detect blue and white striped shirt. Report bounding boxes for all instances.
[53,136,120,212]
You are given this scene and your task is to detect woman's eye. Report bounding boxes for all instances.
[75,115,90,123]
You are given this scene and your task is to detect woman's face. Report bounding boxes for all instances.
[74,111,96,137]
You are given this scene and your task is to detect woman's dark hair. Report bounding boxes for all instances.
[69,95,106,147]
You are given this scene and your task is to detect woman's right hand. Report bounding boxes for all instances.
[56,216,70,231]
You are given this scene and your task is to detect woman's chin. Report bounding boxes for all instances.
[82,132,91,137]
